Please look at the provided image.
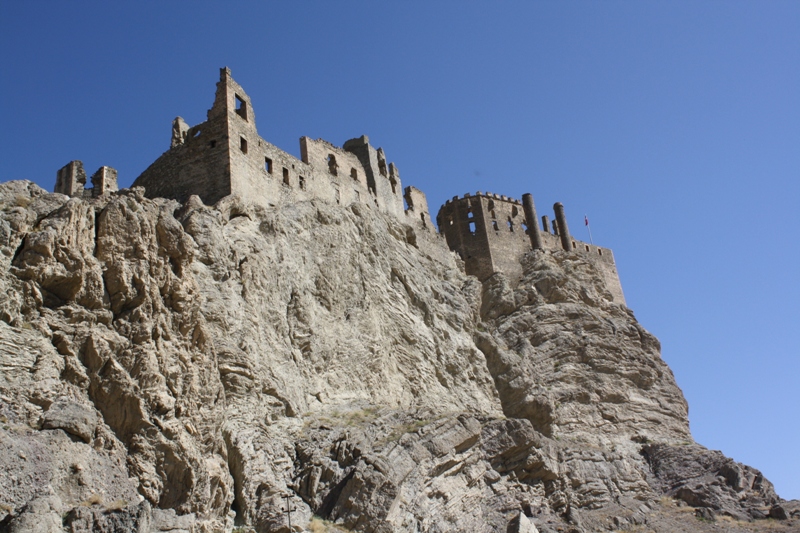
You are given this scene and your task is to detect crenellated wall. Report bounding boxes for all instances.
[56,67,624,305]
[437,192,625,304]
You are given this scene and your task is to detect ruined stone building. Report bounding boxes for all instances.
[55,67,623,304]
[54,161,118,199]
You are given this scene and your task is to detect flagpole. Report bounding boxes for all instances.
[585,215,594,245]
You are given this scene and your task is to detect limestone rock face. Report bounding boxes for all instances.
[0,180,794,532]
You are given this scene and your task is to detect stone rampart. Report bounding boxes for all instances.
[55,67,624,304]
[436,192,625,304]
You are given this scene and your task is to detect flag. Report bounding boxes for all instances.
[584,215,589,226]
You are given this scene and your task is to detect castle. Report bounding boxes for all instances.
[54,67,624,304]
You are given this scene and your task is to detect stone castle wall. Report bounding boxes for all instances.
[133,68,415,225]
[55,161,118,198]
[55,67,625,305]
[437,192,625,304]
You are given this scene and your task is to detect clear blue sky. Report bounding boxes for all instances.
[2,2,798,500]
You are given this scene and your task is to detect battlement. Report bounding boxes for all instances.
[54,68,623,304]
[437,192,625,304]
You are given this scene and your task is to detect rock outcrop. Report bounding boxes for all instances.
[0,181,795,532]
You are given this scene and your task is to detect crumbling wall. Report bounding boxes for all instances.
[436,192,625,304]
[403,185,433,231]
[132,68,408,217]
[300,137,369,207]
[55,161,86,197]
[55,161,117,199]
[342,135,405,216]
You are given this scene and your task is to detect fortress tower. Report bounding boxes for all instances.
[437,193,625,304]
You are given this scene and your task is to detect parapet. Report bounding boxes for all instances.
[436,192,625,304]
[55,161,118,198]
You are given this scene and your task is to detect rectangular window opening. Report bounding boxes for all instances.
[283,168,290,186]
[598,249,603,256]
[240,137,248,154]
[492,220,499,231]
[469,221,477,234]
[299,176,306,190]
[235,95,247,121]
[265,157,273,174]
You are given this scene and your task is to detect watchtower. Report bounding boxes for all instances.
[437,192,626,304]
[437,192,533,282]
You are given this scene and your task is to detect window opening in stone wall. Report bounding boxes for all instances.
[585,245,589,251]
[351,168,358,180]
[487,200,495,211]
[420,213,426,227]
[598,249,603,256]
[240,137,248,154]
[512,206,519,217]
[507,217,514,232]
[379,159,388,177]
[469,221,477,234]
[355,190,360,201]
[390,177,397,194]
[467,207,474,220]
[490,210,496,219]
[522,222,528,233]
[283,168,290,186]
[235,95,247,121]
[265,157,273,174]
[572,242,577,249]
[492,220,499,231]
[193,130,201,138]
[209,140,216,148]
[299,176,306,190]
[328,154,338,176]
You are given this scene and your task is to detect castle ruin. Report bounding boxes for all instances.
[54,67,624,304]
[54,161,118,198]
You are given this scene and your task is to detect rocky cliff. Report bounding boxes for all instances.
[0,181,796,532]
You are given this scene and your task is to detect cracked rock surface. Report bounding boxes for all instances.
[0,181,795,532]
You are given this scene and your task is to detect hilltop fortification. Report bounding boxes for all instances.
[56,68,621,302]
[5,68,793,532]
[132,68,428,229]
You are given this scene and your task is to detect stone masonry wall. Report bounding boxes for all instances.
[124,67,623,303]
[133,68,407,220]
[437,192,625,304]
